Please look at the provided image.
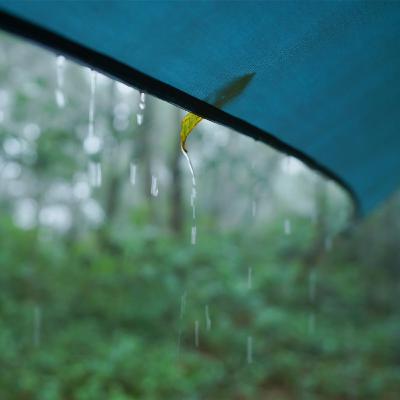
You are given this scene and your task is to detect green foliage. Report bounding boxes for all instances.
[0,215,399,400]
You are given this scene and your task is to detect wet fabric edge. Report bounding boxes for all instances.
[0,9,361,219]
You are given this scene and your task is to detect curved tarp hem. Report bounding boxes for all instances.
[0,10,359,218]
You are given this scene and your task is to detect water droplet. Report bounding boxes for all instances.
[205,305,211,331]
[83,135,102,155]
[247,267,252,290]
[151,175,159,197]
[136,91,146,125]
[55,55,66,108]
[284,218,291,235]
[55,89,65,108]
[247,336,253,364]
[191,226,197,245]
[88,161,102,187]
[194,320,199,347]
[130,163,137,185]
[88,70,97,137]
[33,305,41,347]
[190,186,196,220]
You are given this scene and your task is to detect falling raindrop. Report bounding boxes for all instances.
[83,135,102,155]
[151,175,159,197]
[137,91,146,125]
[33,305,41,347]
[55,55,65,108]
[190,186,196,220]
[137,113,144,126]
[247,336,253,364]
[205,305,211,331]
[194,320,200,347]
[88,161,102,187]
[284,218,292,235]
[247,266,252,290]
[130,163,137,185]
[191,226,197,245]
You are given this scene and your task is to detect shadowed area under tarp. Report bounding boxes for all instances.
[0,1,400,215]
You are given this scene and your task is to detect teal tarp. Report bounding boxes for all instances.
[1,1,400,214]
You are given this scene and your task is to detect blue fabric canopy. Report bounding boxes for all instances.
[1,1,400,215]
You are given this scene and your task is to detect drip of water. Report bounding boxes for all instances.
[181,148,198,245]
[205,305,211,331]
[252,200,256,217]
[151,175,159,197]
[284,218,292,235]
[247,266,252,290]
[83,135,102,155]
[130,163,136,185]
[88,161,102,187]
[190,186,196,219]
[55,55,65,108]
[309,269,317,303]
[137,91,146,125]
[194,320,199,347]
[88,70,97,137]
[246,336,253,364]
[33,305,41,347]
[191,226,197,245]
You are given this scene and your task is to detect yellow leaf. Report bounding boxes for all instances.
[180,112,203,153]
[179,72,255,152]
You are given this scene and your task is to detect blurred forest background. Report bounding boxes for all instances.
[0,32,399,400]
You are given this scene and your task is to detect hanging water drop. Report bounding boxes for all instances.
[151,175,159,197]
[33,305,41,347]
[181,149,197,244]
[190,186,196,220]
[88,70,97,137]
[205,305,211,331]
[88,161,102,187]
[130,163,137,185]
[247,336,253,364]
[55,55,65,108]
[191,226,197,245]
[137,91,146,125]
[284,218,291,235]
[194,320,200,347]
